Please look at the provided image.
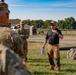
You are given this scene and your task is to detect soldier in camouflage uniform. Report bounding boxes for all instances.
[0,25,24,58]
[17,20,29,61]
[0,24,31,74]
[0,1,32,74]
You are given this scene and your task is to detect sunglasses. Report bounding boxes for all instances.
[22,24,24,25]
[50,23,55,26]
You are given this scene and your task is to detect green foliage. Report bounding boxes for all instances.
[35,20,44,28]
[57,17,76,30]
[42,20,51,29]
[24,19,31,25]
[65,17,74,29]
[57,20,66,30]
[23,17,76,30]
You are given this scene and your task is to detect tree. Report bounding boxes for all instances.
[35,20,44,28]
[30,20,36,26]
[24,19,31,25]
[64,17,75,29]
[42,20,51,29]
[57,20,66,30]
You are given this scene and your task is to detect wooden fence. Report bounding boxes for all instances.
[62,30,76,35]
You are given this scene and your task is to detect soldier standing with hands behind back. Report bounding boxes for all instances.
[42,20,63,73]
[18,20,29,61]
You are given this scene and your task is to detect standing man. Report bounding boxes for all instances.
[42,20,63,73]
[18,20,29,61]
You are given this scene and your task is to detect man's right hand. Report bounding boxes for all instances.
[42,45,45,48]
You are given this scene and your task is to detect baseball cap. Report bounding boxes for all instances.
[50,20,56,26]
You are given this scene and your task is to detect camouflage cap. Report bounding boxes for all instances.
[50,20,56,26]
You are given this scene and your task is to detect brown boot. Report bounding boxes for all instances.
[49,66,54,70]
[56,67,60,73]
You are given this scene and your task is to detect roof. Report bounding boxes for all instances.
[16,24,30,29]
[24,24,30,29]
[9,19,21,25]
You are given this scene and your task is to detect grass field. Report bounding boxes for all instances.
[26,42,76,75]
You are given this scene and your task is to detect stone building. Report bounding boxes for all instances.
[30,26,37,35]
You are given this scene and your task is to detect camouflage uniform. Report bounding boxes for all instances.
[18,21,29,61]
[0,44,32,75]
[0,26,24,58]
[0,26,32,75]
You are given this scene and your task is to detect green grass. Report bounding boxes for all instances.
[26,42,76,75]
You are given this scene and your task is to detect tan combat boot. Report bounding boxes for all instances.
[56,67,60,73]
[49,65,54,70]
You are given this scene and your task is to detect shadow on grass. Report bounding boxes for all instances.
[61,63,76,73]
[61,68,76,73]
[27,58,49,67]
[33,71,65,75]
[28,58,48,63]
[29,63,49,67]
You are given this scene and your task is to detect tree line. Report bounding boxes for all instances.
[23,17,76,30]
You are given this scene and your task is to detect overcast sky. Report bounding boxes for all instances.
[5,0,76,21]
